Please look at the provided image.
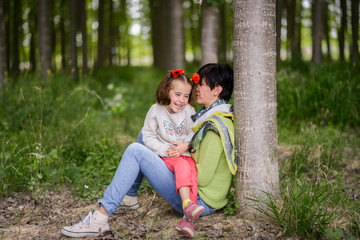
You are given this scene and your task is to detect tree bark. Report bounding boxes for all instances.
[324,1,332,61]
[0,0,7,88]
[311,0,325,65]
[200,0,219,66]
[350,0,359,65]
[233,0,279,218]
[80,0,88,74]
[69,0,78,78]
[38,0,52,79]
[338,0,347,62]
[96,0,105,68]
[11,0,21,79]
[60,0,66,70]
[151,0,185,71]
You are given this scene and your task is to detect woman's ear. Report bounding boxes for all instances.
[214,85,223,96]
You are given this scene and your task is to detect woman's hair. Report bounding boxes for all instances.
[197,63,234,101]
[155,71,195,106]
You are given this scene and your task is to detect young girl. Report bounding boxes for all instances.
[142,69,204,221]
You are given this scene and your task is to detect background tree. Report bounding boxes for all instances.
[350,0,359,65]
[151,0,185,70]
[338,0,347,63]
[69,0,78,78]
[0,0,7,88]
[38,0,52,78]
[11,0,21,80]
[312,0,325,65]
[200,0,220,66]
[276,0,285,65]
[80,0,88,74]
[233,0,279,217]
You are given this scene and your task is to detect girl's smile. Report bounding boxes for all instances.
[166,80,192,114]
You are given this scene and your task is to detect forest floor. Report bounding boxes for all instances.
[0,188,283,240]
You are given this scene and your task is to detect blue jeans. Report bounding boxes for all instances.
[99,133,217,217]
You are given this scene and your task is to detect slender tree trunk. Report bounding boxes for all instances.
[324,1,332,61]
[96,0,105,68]
[311,0,325,65]
[38,0,52,79]
[287,0,295,61]
[276,0,285,65]
[219,2,227,63]
[190,0,200,64]
[338,0,347,62]
[350,0,359,65]
[200,0,219,66]
[0,0,7,88]
[60,0,66,70]
[69,0,78,78]
[12,0,21,79]
[80,0,88,74]
[233,0,279,218]
[29,1,37,72]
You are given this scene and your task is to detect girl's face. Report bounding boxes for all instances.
[166,80,192,114]
[195,77,222,108]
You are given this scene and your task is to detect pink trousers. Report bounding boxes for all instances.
[162,156,198,204]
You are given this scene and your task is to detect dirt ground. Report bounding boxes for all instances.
[0,188,283,240]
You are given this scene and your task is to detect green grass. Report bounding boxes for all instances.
[1,62,360,239]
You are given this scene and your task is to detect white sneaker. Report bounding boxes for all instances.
[119,195,140,209]
[61,210,110,238]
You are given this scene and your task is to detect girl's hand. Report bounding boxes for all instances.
[170,142,189,155]
[167,146,181,158]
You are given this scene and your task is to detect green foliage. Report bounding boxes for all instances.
[0,67,163,197]
[250,177,339,239]
[277,63,360,128]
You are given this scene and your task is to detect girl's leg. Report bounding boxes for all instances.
[100,143,182,216]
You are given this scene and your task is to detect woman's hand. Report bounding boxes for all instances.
[167,142,189,158]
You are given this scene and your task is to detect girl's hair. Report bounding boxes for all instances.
[155,71,195,106]
[197,63,234,101]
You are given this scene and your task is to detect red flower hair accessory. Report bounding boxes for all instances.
[191,73,200,84]
[172,69,184,78]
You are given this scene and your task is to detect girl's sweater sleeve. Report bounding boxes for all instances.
[142,105,171,157]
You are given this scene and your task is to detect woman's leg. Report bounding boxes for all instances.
[125,129,145,196]
[100,143,183,216]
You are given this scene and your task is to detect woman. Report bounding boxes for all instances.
[61,63,237,238]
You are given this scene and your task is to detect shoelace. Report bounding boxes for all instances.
[75,211,93,228]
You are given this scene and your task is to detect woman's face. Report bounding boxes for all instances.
[195,77,222,108]
[166,80,192,114]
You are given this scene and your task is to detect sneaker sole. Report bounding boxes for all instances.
[186,206,204,222]
[175,226,194,239]
[61,227,101,238]
[119,202,140,210]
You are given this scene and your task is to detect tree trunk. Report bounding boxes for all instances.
[29,0,37,72]
[151,0,185,71]
[219,2,227,63]
[38,0,52,79]
[60,0,66,70]
[0,0,7,88]
[311,0,325,65]
[11,0,21,79]
[276,0,285,65]
[96,0,105,68]
[200,0,219,66]
[69,0,78,78]
[80,0,88,74]
[338,0,347,62]
[233,0,279,218]
[350,0,359,65]
[287,0,295,61]
[324,1,332,61]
